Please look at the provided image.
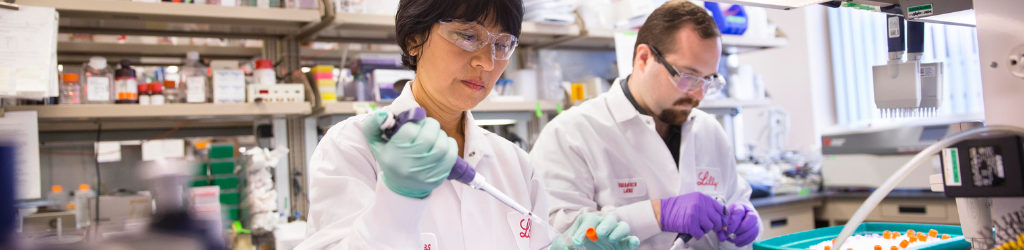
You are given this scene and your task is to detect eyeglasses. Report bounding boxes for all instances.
[647,45,726,96]
[437,19,519,61]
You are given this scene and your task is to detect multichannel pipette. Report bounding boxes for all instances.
[669,196,728,250]
[379,107,560,235]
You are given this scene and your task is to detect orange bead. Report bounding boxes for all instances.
[825,246,831,250]
[585,228,599,242]
[883,230,892,239]
[941,234,950,239]
[929,229,938,238]
[875,245,882,250]
[900,240,910,248]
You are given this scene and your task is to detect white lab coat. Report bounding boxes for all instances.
[531,78,761,250]
[298,85,555,250]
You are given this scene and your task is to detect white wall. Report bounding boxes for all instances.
[738,5,836,155]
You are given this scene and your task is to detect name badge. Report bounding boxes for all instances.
[506,212,531,250]
[615,178,647,198]
[421,233,438,250]
[695,167,723,196]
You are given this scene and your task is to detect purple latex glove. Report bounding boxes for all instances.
[660,192,724,240]
[725,203,759,246]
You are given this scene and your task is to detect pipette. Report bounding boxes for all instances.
[379,108,561,235]
[668,195,728,250]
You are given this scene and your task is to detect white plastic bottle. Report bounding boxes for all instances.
[181,51,210,103]
[73,184,96,228]
[47,185,69,210]
[83,56,114,104]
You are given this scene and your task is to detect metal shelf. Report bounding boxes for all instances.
[698,99,773,109]
[316,13,581,47]
[59,42,261,58]
[553,26,788,53]
[313,100,558,116]
[20,0,321,38]
[8,102,312,120]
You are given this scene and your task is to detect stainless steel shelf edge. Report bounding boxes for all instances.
[8,103,313,119]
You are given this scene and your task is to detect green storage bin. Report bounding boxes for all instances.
[220,192,240,205]
[194,163,208,176]
[754,223,969,250]
[210,143,235,159]
[190,178,210,187]
[209,160,235,175]
[223,206,239,221]
[212,177,239,190]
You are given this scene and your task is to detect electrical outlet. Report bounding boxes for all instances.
[1009,44,1024,79]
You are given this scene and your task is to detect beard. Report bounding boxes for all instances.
[656,97,701,125]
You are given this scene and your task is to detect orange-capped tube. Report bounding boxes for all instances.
[907,230,915,237]
[894,232,901,238]
[900,240,910,248]
[875,245,882,250]
[909,236,917,243]
[918,232,927,242]
[585,228,598,242]
[941,234,950,240]
[883,230,892,239]
[891,246,899,250]
[928,229,938,238]
[825,246,831,250]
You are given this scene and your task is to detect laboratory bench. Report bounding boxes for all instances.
[749,191,959,239]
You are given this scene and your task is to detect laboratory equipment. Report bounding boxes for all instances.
[83,56,114,104]
[669,196,726,250]
[821,119,983,189]
[73,184,95,229]
[871,18,942,118]
[313,65,337,103]
[379,107,560,235]
[181,51,209,103]
[164,80,181,103]
[247,84,304,103]
[59,73,82,104]
[753,223,968,250]
[139,83,151,105]
[254,59,275,85]
[47,185,68,210]
[151,83,166,105]
[705,2,748,35]
[114,59,139,104]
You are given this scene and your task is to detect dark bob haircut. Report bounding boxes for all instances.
[395,0,524,71]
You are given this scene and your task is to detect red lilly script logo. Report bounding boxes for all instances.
[697,171,719,190]
[519,218,531,238]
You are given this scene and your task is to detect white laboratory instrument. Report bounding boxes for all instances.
[821,118,983,189]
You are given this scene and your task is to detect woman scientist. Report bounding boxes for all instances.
[296,0,640,249]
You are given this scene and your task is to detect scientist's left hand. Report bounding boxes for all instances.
[723,203,760,246]
[549,213,640,250]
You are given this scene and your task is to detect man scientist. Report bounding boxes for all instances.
[531,1,762,249]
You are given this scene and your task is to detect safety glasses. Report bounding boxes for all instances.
[437,19,518,61]
[648,45,726,96]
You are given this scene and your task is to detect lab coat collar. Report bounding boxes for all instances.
[385,80,495,161]
[608,77,698,125]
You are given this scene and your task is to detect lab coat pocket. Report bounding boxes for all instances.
[506,212,531,250]
[694,167,724,196]
[422,233,438,250]
[613,178,647,199]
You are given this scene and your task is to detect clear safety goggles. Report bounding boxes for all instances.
[437,19,519,61]
[648,45,726,96]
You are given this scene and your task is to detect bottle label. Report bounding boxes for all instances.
[86,76,111,101]
[186,77,207,103]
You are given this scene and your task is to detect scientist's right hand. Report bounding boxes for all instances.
[549,213,641,250]
[361,111,458,199]
[658,192,725,240]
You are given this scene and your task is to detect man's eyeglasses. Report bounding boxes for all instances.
[437,19,518,61]
[647,45,726,96]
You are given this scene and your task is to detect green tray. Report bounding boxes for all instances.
[754,223,970,250]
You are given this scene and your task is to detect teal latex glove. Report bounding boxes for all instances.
[360,111,458,198]
[549,213,641,250]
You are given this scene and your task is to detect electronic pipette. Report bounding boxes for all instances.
[379,107,561,235]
